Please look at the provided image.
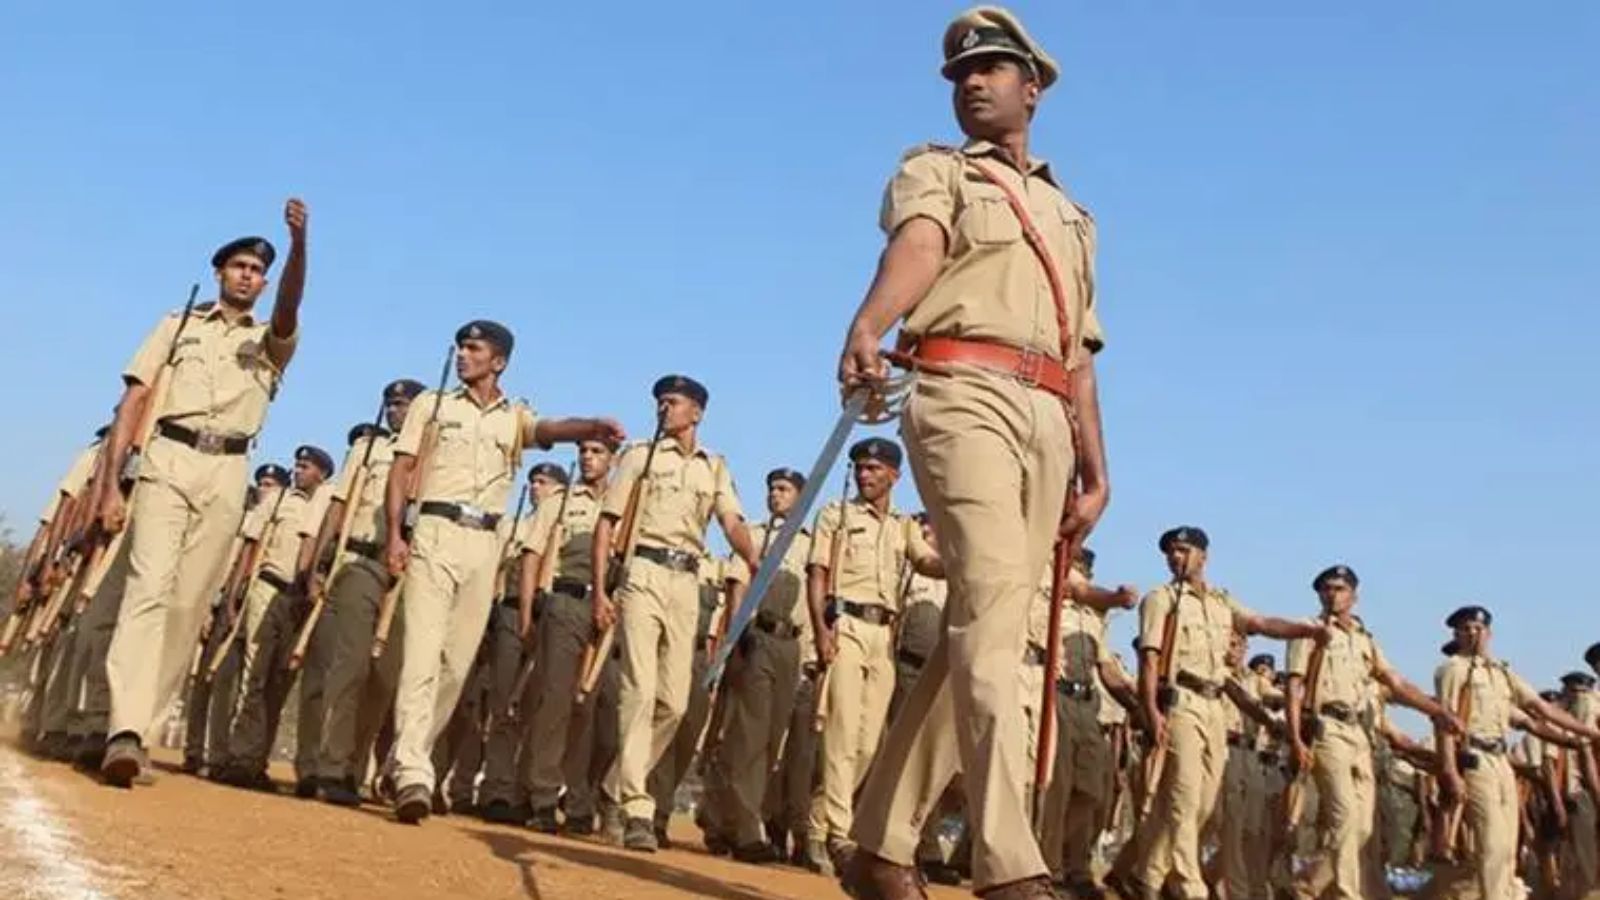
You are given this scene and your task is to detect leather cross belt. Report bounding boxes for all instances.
[910,336,1072,401]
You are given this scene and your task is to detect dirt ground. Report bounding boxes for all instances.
[0,741,977,900]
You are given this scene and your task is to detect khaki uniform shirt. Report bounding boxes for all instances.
[808,499,936,611]
[883,140,1105,362]
[1138,582,1255,686]
[245,483,327,581]
[1434,655,1539,743]
[123,302,297,437]
[41,439,103,524]
[602,439,741,557]
[1546,691,1597,794]
[1098,653,1132,726]
[521,482,605,586]
[398,387,540,513]
[696,557,729,640]
[330,433,397,546]
[897,572,948,662]
[1287,618,1389,726]
[740,518,813,639]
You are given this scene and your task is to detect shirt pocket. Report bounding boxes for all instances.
[955,180,1023,246]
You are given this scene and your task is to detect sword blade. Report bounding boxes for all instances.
[702,390,868,687]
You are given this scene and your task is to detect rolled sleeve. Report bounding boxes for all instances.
[808,503,841,569]
[521,494,559,557]
[1138,587,1174,653]
[711,457,743,522]
[879,150,956,239]
[601,445,647,520]
[394,391,436,457]
[123,315,177,387]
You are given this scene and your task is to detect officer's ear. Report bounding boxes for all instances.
[491,353,508,375]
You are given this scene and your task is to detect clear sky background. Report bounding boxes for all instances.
[3,3,1596,728]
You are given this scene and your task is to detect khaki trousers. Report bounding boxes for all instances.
[563,643,620,823]
[433,651,491,807]
[1561,793,1598,897]
[602,556,699,821]
[390,515,501,791]
[766,669,821,844]
[852,371,1072,891]
[107,442,247,744]
[1041,690,1113,883]
[1133,690,1231,900]
[647,632,714,819]
[1420,753,1520,900]
[316,558,403,782]
[519,588,596,809]
[809,613,896,844]
[37,620,80,737]
[1292,723,1379,899]
[1219,745,1255,900]
[479,602,527,807]
[714,629,801,845]
[225,578,299,773]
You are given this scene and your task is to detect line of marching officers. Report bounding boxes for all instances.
[6,203,1600,900]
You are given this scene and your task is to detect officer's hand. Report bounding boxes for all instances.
[814,628,838,666]
[98,488,128,535]
[306,571,326,603]
[284,198,308,241]
[1059,484,1109,551]
[1113,585,1139,609]
[385,539,410,579]
[593,593,617,632]
[1438,769,1465,805]
[587,418,627,447]
[1291,739,1313,775]
[1433,710,1466,739]
[518,610,536,650]
[837,328,889,391]
[1149,711,1170,750]
[1310,622,1334,645]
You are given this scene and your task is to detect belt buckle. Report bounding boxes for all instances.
[458,504,486,527]
[1015,347,1043,388]
[196,431,226,454]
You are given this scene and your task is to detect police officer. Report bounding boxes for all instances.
[592,375,757,850]
[837,8,1108,897]
[222,443,334,792]
[98,200,309,787]
[385,320,622,824]
[1551,670,1599,895]
[517,438,617,833]
[805,437,942,872]
[1429,606,1600,898]
[887,514,944,724]
[311,381,422,806]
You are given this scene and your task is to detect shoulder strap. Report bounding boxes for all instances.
[962,158,1083,369]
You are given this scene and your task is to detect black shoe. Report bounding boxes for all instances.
[732,841,780,865]
[181,755,205,775]
[482,799,531,826]
[920,860,963,886]
[294,777,319,799]
[1062,878,1106,900]
[229,769,279,794]
[396,784,431,824]
[703,831,733,857]
[652,812,672,849]
[76,733,108,771]
[623,817,659,852]
[764,820,788,860]
[528,805,559,834]
[563,813,595,837]
[40,731,71,762]
[100,733,143,788]
[323,777,361,808]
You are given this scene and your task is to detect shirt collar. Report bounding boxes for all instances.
[452,385,510,412]
[197,301,257,327]
[960,139,1057,185]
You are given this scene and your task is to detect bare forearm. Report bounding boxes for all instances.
[1075,583,1128,613]
[1224,680,1274,729]
[845,222,946,345]
[97,384,148,505]
[1286,677,1307,745]
[1389,673,1451,721]
[806,566,830,639]
[533,417,607,448]
[1138,653,1161,721]
[271,237,306,341]
[308,500,343,572]
[384,456,416,547]
[912,552,944,580]
[722,516,757,571]
[1248,615,1321,642]
[1069,358,1107,493]
[1534,699,1600,740]
[591,517,615,596]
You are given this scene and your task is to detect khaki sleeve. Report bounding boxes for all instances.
[808,502,841,569]
[240,497,270,542]
[122,314,178,387]
[1138,587,1173,653]
[329,442,365,503]
[38,492,61,525]
[1286,637,1312,678]
[879,150,957,239]
[601,445,647,520]
[59,445,101,499]
[711,456,743,522]
[394,391,437,457]
[517,402,547,451]
[297,486,332,539]
[263,324,298,374]
[1078,213,1105,355]
[904,517,939,569]
[1368,636,1393,680]
[1505,668,1539,707]
[1436,661,1464,709]
[521,493,560,558]
[1222,591,1258,627]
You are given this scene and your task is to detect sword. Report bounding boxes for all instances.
[703,389,869,689]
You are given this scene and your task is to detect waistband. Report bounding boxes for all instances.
[344,537,383,561]
[897,647,928,669]
[908,336,1071,401]
[157,421,252,455]
[754,613,801,640]
[635,544,700,574]
[550,576,592,601]
[418,500,501,531]
[1057,679,1097,700]
[836,599,896,627]
[259,569,294,593]
[1175,670,1222,699]
[1318,701,1357,723]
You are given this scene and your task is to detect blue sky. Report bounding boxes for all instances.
[3,3,1597,722]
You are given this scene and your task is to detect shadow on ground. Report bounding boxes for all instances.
[468,827,790,900]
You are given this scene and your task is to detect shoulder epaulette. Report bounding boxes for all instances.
[900,142,957,162]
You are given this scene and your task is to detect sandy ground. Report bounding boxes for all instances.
[0,741,979,900]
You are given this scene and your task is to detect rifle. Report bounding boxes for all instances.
[0,509,61,651]
[1432,657,1479,861]
[1032,527,1077,830]
[206,485,291,679]
[1138,577,1184,817]
[1284,613,1331,828]
[371,346,454,659]
[69,286,202,642]
[287,398,387,671]
[575,410,666,703]
[811,465,852,734]
[505,462,578,721]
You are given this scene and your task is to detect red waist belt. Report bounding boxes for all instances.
[910,336,1072,400]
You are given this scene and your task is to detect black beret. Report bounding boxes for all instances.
[1313,565,1358,591]
[254,463,290,486]
[1158,526,1209,553]
[1441,640,1460,657]
[455,320,514,357]
[384,378,426,401]
[347,422,388,447]
[1587,643,1600,668]
[1446,605,1492,629]
[652,374,709,408]
[1561,671,1596,690]
[1540,689,1563,702]
[294,445,334,476]
[211,236,276,270]
[849,437,902,468]
[1248,654,1275,671]
[94,423,111,440]
[1076,546,1097,573]
[528,462,570,486]
[766,467,806,490]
